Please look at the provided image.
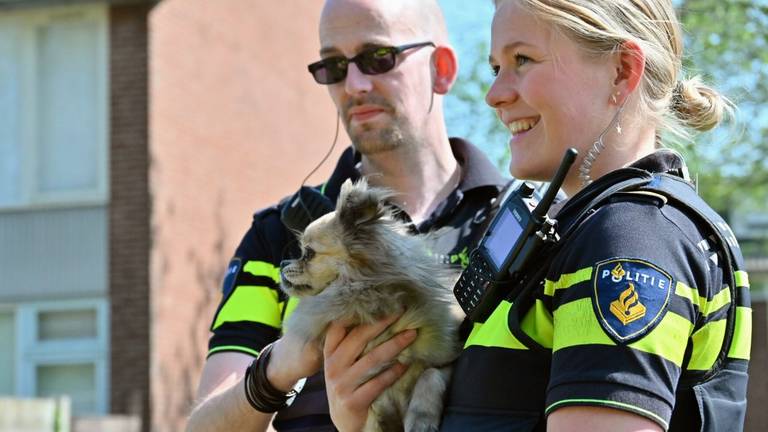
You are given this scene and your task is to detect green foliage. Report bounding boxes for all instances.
[677,0,768,214]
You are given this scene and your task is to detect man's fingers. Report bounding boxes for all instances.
[324,321,349,358]
[325,315,400,362]
[352,362,410,408]
[347,328,417,380]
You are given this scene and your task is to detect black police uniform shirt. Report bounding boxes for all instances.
[441,150,751,431]
[208,138,508,431]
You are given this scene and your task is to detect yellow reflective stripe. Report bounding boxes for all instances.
[282,297,301,326]
[546,399,668,430]
[207,345,260,357]
[243,260,281,284]
[703,288,731,316]
[735,271,749,288]
[520,299,553,349]
[674,281,730,317]
[544,267,592,297]
[554,298,692,366]
[687,319,726,370]
[674,281,700,308]
[728,306,752,360]
[464,301,527,350]
[212,286,282,330]
[552,298,614,352]
[629,312,693,367]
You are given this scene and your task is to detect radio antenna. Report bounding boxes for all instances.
[532,148,578,220]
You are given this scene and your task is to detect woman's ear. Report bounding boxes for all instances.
[431,46,458,95]
[613,40,645,104]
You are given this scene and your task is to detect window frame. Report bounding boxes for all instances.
[0,3,109,210]
[13,298,110,415]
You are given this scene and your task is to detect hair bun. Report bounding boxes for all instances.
[670,77,727,132]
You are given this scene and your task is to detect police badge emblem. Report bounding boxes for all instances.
[593,258,673,343]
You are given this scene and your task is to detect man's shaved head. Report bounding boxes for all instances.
[319,0,449,48]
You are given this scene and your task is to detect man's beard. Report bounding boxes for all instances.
[343,96,416,156]
[349,121,407,155]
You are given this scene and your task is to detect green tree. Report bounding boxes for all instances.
[677,0,768,215]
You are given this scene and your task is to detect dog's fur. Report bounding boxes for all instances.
[280,179,463,432]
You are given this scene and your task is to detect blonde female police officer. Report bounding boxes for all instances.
[439,1,752,430]
[323,0,752,431]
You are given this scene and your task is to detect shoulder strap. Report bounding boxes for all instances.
[640,174,745,379]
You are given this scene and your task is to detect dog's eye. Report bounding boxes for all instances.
[302,247,315,261]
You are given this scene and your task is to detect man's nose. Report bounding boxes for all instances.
[344,63,373,95]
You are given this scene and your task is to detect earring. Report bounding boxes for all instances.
[612,93,622,134]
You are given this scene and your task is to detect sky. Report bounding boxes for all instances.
[437,1,509,169]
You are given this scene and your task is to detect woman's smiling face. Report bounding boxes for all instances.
[486,0,617,183]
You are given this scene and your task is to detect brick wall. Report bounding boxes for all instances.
[109,4,152,432]
[149,1,341,430]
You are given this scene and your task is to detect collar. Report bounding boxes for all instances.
[627,148,687,175]
[451,137,508,192]
[320,138,508,202]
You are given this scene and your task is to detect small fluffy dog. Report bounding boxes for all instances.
[280,179,463,432]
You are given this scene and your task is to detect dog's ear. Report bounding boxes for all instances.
[337,179,390,230]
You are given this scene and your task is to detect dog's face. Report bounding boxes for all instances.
[280,211,348,296]
[280,179,395,297]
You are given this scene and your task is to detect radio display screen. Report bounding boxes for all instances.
[485,207,524,270]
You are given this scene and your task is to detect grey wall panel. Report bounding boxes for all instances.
[0,205,107,301]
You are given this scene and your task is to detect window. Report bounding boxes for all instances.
[8,299,110,416]
[0,311,14,395]
[0,4,108,208]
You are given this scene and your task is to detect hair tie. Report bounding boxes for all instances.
[670,80,685,110]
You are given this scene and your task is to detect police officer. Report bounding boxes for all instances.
[187,0,509,430]
[444,0,753,430]
[326,0,752,431]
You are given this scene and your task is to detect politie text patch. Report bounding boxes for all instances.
[592,258,673,343]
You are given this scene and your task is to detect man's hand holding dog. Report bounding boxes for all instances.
[323,317,418,432]
[267,330,324,393]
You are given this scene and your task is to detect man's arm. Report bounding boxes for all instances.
[547,406,662,432]
[188,334,323,432]
[187,352,273,431]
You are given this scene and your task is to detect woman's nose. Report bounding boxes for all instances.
[485,72,518,108]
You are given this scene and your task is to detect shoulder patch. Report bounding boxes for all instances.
[592,258,673,344]
[222,258,242,298]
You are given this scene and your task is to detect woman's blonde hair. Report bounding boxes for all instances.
[495,0,730,140]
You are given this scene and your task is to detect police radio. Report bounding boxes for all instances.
[454,148,578,322]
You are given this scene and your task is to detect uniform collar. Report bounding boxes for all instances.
[322,138,507,203]
[451,137,508,192]
[628,148,687,174]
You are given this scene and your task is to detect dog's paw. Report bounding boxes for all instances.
[404,417,440,432]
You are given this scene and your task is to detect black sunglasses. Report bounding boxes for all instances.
[307,41,435,85]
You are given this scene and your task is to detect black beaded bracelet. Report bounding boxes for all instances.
[243,343,297,413]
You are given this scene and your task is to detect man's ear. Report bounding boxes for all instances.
[613,40,645,104]
[431,46,458,95]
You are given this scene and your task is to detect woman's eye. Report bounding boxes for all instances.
[515,54,531,67]
[490,64,500,77]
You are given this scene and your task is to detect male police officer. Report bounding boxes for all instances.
[187,0,508,430]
